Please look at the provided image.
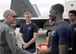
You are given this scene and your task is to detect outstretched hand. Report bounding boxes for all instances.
[37,50,50,54]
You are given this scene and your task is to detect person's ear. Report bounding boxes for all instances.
[6,16,8,18]
[4,15,9,19]
[6,15,11,19]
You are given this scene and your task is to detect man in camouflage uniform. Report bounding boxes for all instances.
[0,10,32,54]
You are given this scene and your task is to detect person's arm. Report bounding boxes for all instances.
[17,34,33,54]
[28,24,38,45]
[5,29,32,54]
[5,29,19,54]
[59,45,68,54]
[19,25,25,45]
[5,29,18,54]
[19,24,30,48]
[28,32,38,45]
[19,33,30,48]
[18,33,26,45]
[58,28,71,54]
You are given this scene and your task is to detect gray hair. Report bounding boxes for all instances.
[3,10,15,17]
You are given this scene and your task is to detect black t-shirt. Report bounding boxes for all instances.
[19,23,38,49]
[49,21,71,54]
[71,24,76,54]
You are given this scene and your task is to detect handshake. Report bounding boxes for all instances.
[36,44,49,54]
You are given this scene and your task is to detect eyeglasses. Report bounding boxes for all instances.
[12,15,18,18]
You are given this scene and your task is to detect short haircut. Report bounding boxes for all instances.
[3,10,15,17]
[24,11,31,15]
[24,11,32,17]
[51,4,64,14]
[69,10,76,16]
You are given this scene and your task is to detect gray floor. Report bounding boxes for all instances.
[15,28,47,48]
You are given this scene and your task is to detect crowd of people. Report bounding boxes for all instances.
[0,3,76,54]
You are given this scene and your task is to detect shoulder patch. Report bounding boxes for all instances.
[9,29,14,34]
[51,30,56,36]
